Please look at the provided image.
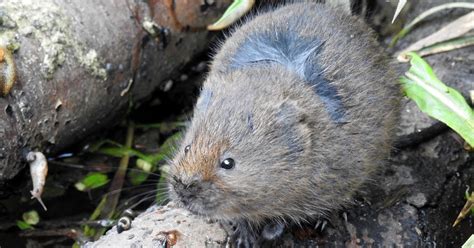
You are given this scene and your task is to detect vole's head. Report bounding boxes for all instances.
[168,68,316,221]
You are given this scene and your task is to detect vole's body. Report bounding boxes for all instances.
[169,2,400,245]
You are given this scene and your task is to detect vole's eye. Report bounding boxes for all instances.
[220,158,235,170]
[184,145,191,154]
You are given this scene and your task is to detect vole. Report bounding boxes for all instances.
[168,2,401,246]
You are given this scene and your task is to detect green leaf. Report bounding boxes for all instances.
[136,159,153,172]
[22,210,40,225]
[16,220,33,230]
[98,146,155,164]
[144,132,182,166]
[128,169,150,186]
[207,0,255,30]
[87,139,122,152]
[159,132,182,156]
[401,52,474,146]
[98,146,134,158]
[75,172,110,191]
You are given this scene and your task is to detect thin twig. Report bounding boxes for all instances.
[87,122,135,240]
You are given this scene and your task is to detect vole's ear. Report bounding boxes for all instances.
[275,100,311,158]
[276,100,307,125]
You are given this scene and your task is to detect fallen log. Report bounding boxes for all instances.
[0,0,231,181]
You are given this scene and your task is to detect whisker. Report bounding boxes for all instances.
[120,190,161,207]
[117,192,168,213]
[49,160,165,177]
[101,183,161,198]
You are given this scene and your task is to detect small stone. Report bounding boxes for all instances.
[406,193,427,208]
[105,63,114,72]
[194,61,207,72]
[179,74,188,81]
[128,234,135,240]
[161,80,173,92]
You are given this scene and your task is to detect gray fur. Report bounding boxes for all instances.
[195,88,213,113]
[246,113,254,132]
[168,2,401,245]
[276,102,305,160]
[228,28,346,122]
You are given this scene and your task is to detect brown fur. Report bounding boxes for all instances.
[168,2,401,244]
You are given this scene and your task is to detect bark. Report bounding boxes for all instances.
[0,0,231,181]
[86,202,229,248]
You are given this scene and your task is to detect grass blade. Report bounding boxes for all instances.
[75,172,110,191]
[390,2,474,47]
[392,0,407,23]
[83,122,135,241]
[397,11,474,61]
[416,35,474,58]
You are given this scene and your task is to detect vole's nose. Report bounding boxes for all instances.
[172,175,202,205]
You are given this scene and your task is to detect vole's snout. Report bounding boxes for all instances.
[170,175,202,207]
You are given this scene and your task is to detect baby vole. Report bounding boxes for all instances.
[168,2,400,246]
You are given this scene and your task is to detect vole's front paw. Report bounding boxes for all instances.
[234,234,256,248]
[261,222,285,240]
[314,218,329,232]
[221,220,257,248]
